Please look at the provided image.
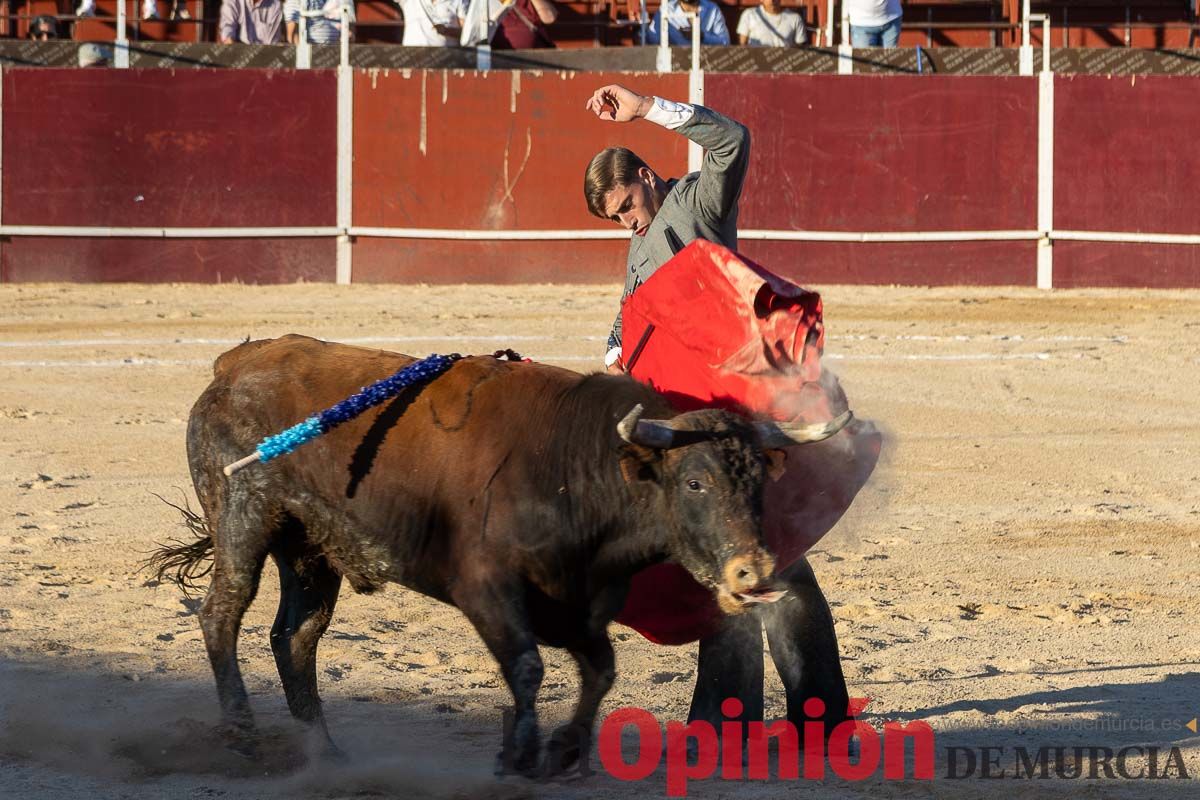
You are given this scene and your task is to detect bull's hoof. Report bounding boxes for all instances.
[494,746,541,779]
[222,727,259,760]
[314,739,349,764]
[541,726,588,778]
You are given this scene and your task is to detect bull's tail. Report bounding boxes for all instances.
[143,492,215,597]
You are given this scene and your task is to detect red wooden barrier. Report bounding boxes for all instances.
[4,69,335,228]
[351,69,688,282]
[1052,74,1200,288]
[1,68,1198,287]
[705,73,1039,285]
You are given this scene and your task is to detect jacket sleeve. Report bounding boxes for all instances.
[606,312,623,364]
[676,105,751,226]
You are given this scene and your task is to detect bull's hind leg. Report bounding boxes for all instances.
[198,503,271,746]
[268,535,342,749]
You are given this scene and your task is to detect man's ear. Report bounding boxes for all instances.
[638,166,656,187]
[619,443,662,486]
[764,449,788,482]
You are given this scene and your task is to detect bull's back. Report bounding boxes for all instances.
[196,334,580,441]
[188,336,588,582]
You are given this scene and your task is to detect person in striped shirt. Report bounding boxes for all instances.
[284,0,356,44]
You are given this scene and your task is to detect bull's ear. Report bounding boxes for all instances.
[619,444,662,485]
[765,449,788,483]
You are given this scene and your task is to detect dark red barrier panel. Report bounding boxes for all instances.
[352,70,688,282]
[352,238,628,283]
[3,69,336,228]
[1053,75,1200,288]
[704,74,1038,285]
[742,240,1037,287]
[0,238,336,283]
[1052,242,1200,289]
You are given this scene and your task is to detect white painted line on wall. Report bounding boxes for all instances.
[1037,71,1055,290]
[336,63,355,286]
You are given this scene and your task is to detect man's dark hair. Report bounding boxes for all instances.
[29,15,58,39]
[584,147,650,219]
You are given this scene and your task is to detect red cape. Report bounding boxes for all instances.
[613,240,881,644]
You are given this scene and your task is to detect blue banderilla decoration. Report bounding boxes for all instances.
[223,353,461,477]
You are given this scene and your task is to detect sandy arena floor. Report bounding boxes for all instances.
[0,282,1198,799]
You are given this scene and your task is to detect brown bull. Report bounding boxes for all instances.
[151,334,846,774]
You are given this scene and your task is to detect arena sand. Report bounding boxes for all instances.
[1,283,1197,799]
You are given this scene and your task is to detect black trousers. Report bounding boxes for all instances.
[688,557,849,734]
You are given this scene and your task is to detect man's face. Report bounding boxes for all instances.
[602,168,661,236]
[761,0,780,14]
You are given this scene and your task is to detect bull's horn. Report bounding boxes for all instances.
[755,409,854,448]
[617,404,677,449]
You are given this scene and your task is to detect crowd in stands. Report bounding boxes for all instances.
[16,0,912,48]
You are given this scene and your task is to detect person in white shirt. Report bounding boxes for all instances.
[646,0,730,46]
[284,0,356,44]
[397,0,467,45]
[844,0,902,47]
[735,0,806,47]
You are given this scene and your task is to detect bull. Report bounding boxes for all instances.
[150,334,849,774]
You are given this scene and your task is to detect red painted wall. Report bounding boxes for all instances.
[1053,75,1200,288]
[4,69,336,228]
[2,68,337,283]
[0,237,336,283]
[1,69,1197,287]
[706,74,1038,285]
[351,70,687,283]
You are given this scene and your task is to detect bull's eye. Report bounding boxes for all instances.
[687,479,703,492]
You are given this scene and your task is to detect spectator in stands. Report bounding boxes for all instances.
[736,0,806,47]
[490,0,557,49]
[646,0,729,46]
[284,0,356,43]
[219,0,284,42]
[397,0,468,46]
[78,0,189,19]
[28,14,58,39]
[845,0,901,47]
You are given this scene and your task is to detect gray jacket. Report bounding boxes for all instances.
[608,104,751,353]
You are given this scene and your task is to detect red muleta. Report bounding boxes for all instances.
[614,239,882,644]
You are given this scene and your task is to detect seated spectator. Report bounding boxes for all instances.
[28,14,58,39]
[736,0,806,47]
[397,0,467,46]
[846,0,902,47]
[220,0,284,43]
[646,0,729,46]
[284,0,356,44]
[490,0,557,49]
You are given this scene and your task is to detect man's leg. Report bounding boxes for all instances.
[881,17,902,47]
[851,23,886,47]
[689,611,764,729]
[761,558,849,735]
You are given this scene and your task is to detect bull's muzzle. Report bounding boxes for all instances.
[716,551,785,615]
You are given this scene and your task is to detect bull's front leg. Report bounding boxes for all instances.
[455,582,544,776]
[544,633,615,776]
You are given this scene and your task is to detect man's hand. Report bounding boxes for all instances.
[586,85,653,123]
